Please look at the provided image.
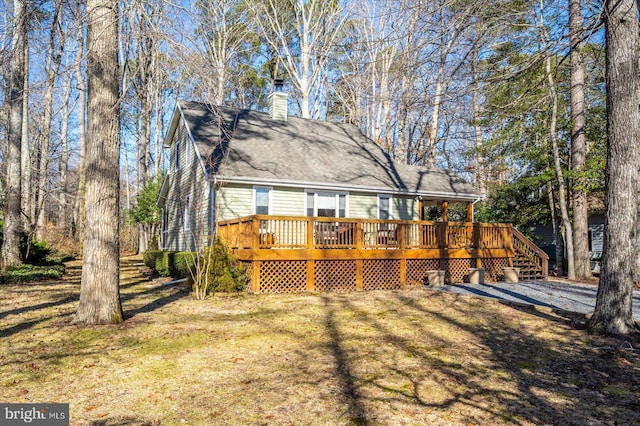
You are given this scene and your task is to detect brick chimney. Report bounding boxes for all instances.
[268,79,288,121]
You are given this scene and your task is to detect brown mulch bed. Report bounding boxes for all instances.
[1,256,639,425]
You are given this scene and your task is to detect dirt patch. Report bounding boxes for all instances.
[1,257,639,425]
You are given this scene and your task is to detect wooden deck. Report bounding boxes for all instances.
[217,215,548,293]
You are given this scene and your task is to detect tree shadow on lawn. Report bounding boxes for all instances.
[320,290,640,425]
[121,284,189,319]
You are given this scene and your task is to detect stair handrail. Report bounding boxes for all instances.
[510,225,549,278]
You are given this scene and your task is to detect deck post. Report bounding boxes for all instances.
[252,216,261,249]
[466,201,474,222]
[399,259,407,287]
[355,222,363,250]
[251,261,261,293]
[356,259,364,290]
[306,217,315,249]
[397,223,406,249]
[442,200,449,222]
[307,260,315,292]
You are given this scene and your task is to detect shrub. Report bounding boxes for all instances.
[191,238,247,299]
[25,239,50,263]
[172,251,197,279]
[155,251,174,277]
[143,250,163,269]
[0,264,65,284]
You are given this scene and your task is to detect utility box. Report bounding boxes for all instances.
[503,267,520,283]
[426,270,446,286]
[468,268,485,284]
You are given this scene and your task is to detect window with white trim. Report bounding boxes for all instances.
[378,194,392,220]
[254,187,271,215]
[305,191,347,217]
[161,207,169,249]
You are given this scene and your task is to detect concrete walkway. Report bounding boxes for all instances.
[433,280,640,320]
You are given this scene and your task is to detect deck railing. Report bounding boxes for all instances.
[217,215,514,251]
[510,225,550,277]
[215,215,547,293]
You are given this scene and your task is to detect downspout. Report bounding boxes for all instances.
[471,197,482,223]
[210,176,217,243]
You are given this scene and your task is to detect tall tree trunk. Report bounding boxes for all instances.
[569,0,591,279]
[546,52,575,279]
[588,0,640,335]
[20,42,30,235]
[73,0,87,240]
[35,0,63,240]
[59,74,72,235]
[76,0,123,325]
[547,176,564,276]
[2,0,26,269]
[471,43,485,197]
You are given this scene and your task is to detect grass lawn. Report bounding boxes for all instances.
[1,256,640,425]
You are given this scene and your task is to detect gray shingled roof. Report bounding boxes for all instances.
[177,100,479,200]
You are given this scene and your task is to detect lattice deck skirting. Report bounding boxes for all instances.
[247,257,514,293]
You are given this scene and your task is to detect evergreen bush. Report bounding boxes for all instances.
[191,238,247,298]
[172,251,197,279]
[155,251,174,277]
[143,250,163,269]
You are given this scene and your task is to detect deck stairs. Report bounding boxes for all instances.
[510,227,549,281]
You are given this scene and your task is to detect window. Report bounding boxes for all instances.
[184,196,191,231]
[255,187,271,215]
[317,193,336,217]
[305,191,347,217]
[378,195,391,220]
[174,140,180,170]
[161,207,169,249]
[209,186,216,238]
[306,192,314,216]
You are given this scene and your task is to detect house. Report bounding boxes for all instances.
[158,93,482,251]
[531,214,604,273]
[158,92,547,292]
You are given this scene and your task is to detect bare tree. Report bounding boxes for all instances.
[73,0,87,240]
[539,0,575,279]
[248,0,348,119]
[2,0,26,269]
[587,0,640,334]
[569,0,591,279]
[76,0,123,325]
[34,0,64,240]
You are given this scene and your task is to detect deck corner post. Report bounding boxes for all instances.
[251,260,261,293]
[252,216,261,249]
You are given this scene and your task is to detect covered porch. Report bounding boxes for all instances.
[217,214,549,294]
